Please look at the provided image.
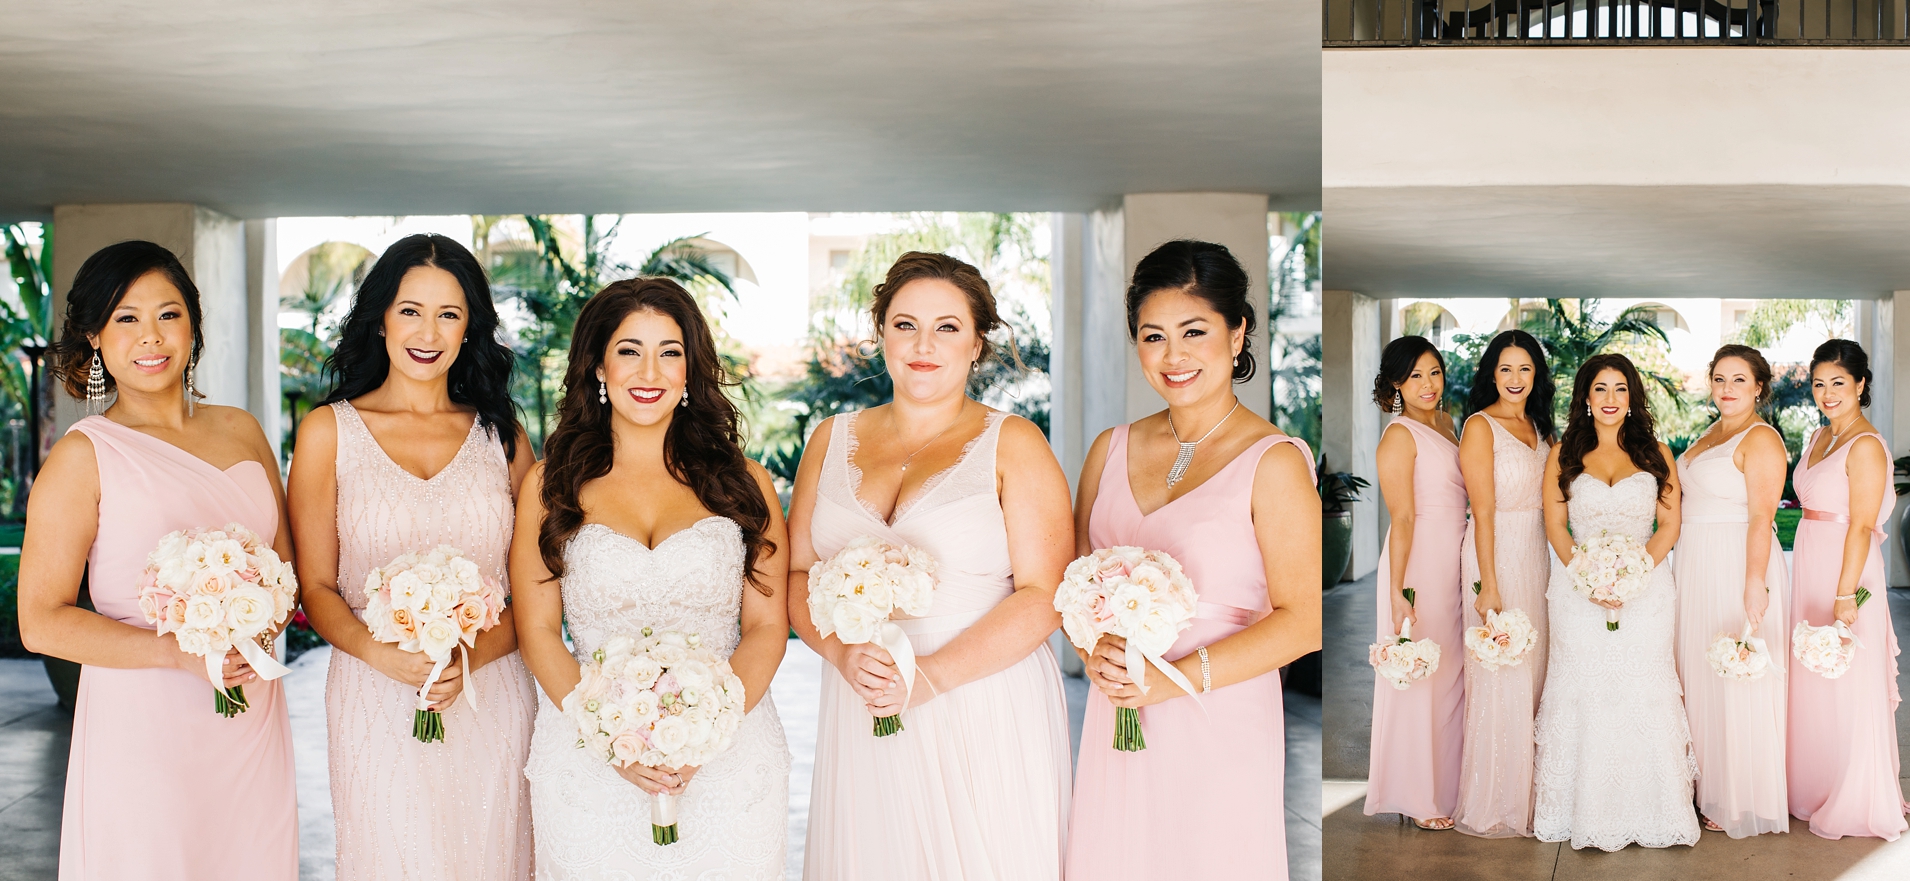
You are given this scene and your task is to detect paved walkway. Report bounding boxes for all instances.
[0,633,1320,881]
[1324,570,1910,881]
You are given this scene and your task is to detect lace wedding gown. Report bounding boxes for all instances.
[1531,473,1699,851]
[523,519,791,879]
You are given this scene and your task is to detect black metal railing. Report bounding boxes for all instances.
[1324,0,1909,44]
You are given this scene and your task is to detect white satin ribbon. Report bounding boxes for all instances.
[651,791,679,826]
[206,636,292,688]
[415,648,480,712]
[871,621,917,704]
[1124,639,1205,711]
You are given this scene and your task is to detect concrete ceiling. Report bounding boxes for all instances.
[1323,185,1910,301]
[0,1,1312,220]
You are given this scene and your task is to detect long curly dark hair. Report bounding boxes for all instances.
[1466,330,1556,442]
[537,278,774,594]
[1557,353,1670,502]
[320,234,518,461]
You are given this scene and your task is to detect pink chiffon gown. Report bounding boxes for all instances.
[1064,425,1311,880]
[1787,428,1909,840]
[804,409,1072,880]
[1674,424,1789,838]
[324,402,538,879]
[1366,416,1468,822]
[1453,414,1549,838]
[58,415,297,880]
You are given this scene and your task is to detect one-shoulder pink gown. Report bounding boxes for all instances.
[1787,429,1909,840]
[58,416,297,880]
[1366,416,1468,822]
[803,410,1072,880]
[1064,425,1311,880]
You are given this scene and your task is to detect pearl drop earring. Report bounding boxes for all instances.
[598,381,607,405]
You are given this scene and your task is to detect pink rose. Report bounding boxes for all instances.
[610,730,645,765]
[653,672,681,696]
[1094,559,1132,582]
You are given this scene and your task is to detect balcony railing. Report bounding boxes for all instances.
[1324,0,1910,44]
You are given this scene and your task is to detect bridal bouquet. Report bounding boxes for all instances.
[1566,532,1655,631]
[1055,546,1202,751]
[808,536,937,737]
[1370,596,1442,690]
[362,546,507,742]
[564,629,747,845]
[1793,588,1872,679]
[137,523,298,717]
[1463,609,1538,671]
[1707,624,1772,681]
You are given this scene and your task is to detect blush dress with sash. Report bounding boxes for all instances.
[802,409,1072,881]
[324,401,539,879]
[58,415,297,880]
[1366,416,1468,822]
[1063,425,1312,880]
[1787,428,1909,840]
[1673,423,1789,838]
[1453,414,1550,838]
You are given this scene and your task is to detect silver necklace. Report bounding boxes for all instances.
[899,405,966,473]
[1165,401,1240,488]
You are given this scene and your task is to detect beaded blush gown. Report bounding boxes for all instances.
[58,415,297,880]
[324,402,539,880]
[1064,425,1312,879]
[1366,416,1468,822]
[523,515,791,878]
[803,409,1072,881]
[1787,429,1909,840]
[1673,424,1789,839]
[1453,414,1550,839]
[1532,473,1699,851]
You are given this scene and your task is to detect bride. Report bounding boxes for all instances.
[513,279,792,878]
[1532,353,1700,851]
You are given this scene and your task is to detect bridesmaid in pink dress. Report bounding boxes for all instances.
[1365,335,1467,829]
[287,235,539,880]
[1786,339,1909,840]
[1673,345,1790,838]
[788,252,1074,880]
[19,241,296,880]
[1453,330,1553,838]
[1066,240,1320,879]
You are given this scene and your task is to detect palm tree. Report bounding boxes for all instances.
[1522,298,1680,415]
[3,223,53,503]
[279,243,372,452]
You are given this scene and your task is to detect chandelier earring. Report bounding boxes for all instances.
[1394,390,1403,412]
[185,359,199,417]
[86,352,106,414]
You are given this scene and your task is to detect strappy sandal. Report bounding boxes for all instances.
[1701,815,1724,832]
[1413,816,1456,831]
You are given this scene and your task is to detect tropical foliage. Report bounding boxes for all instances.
[278,242,373,451]
[1,224,54,515]
[1270,212,1322,450]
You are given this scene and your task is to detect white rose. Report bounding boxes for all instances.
[680,705,715,745]
[387,571,428,611]
[638,748,668,768]
[671,659,715,692]
[831,600,881,645]
[650,716,692,755]
[849,572,894,612]
[649,643,687,667]
[656,631,690,649]
[1128,605,1180,656]
[427,579,459,612]
[183,595,224,630]
[1107,582,1154,634]
[203,538,248,573]
[175,628,214,657]
[627,689,661,723]
[222,585,278,639]
[624,656,663,689]
[602,635,637,659]
[416,613,461,660]
[157,558,195,592]
[151,530,191,563]
[599,704,628,735]
[414,563,443,585]
[1060,610,1099,651]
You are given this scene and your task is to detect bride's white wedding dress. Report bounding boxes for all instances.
[524,519,791,879]
[1532,473,1700,851]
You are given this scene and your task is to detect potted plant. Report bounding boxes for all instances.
[1320,455,1369,590]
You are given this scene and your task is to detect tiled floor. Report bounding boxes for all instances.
[0,633,1321,881]
[1324,571,1910,881]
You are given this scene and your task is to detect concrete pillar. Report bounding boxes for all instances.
[245,219,281,458]
[1324,290,1384,579]
[1050,207,1130,491]
[50,204,253,435]
[1884,293,1910,586]
[1120,193,1273,423]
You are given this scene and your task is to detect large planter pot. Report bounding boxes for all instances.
[1900,505,1910,573]
[1323,510,1354,590]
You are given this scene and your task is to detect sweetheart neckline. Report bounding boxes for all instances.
[1575,471,1654,490]
[576,517,734,552]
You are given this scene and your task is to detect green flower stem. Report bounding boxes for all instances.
[873,714,903,737]
[1113,706,1147,751]
[214,685,250,718]
[414,709,445,743]
[653,823,678,845]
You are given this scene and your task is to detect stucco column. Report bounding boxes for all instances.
[50,204,255,435]
[1121,193,1273,423]
[1324,289,1383,579]
[245,219,281,458]
[1883,293,1909,586]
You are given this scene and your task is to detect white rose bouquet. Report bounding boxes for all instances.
[1370,613,1442,690]
[1053,546,1202,752]
[564,628,748,845]
[1566,531,1655,631]
[1792,588,1872,679]
[137,523,298,717]
[1707,623,1772,681]
[807,536,937,737]
[1463,608,1539,671]
[361,545,507,742]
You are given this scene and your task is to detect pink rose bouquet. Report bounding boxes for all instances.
[1370,617,1442,690]
[564,628,748,845]
[1792,588,1872,679]
[1566,531,1654,630]
[1707,623,1772,681]
[807,536,937,736]
[138,523,298,717]
[1054,546,1202,751]
[1463,608,1538,671]
[361,545,507,742]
